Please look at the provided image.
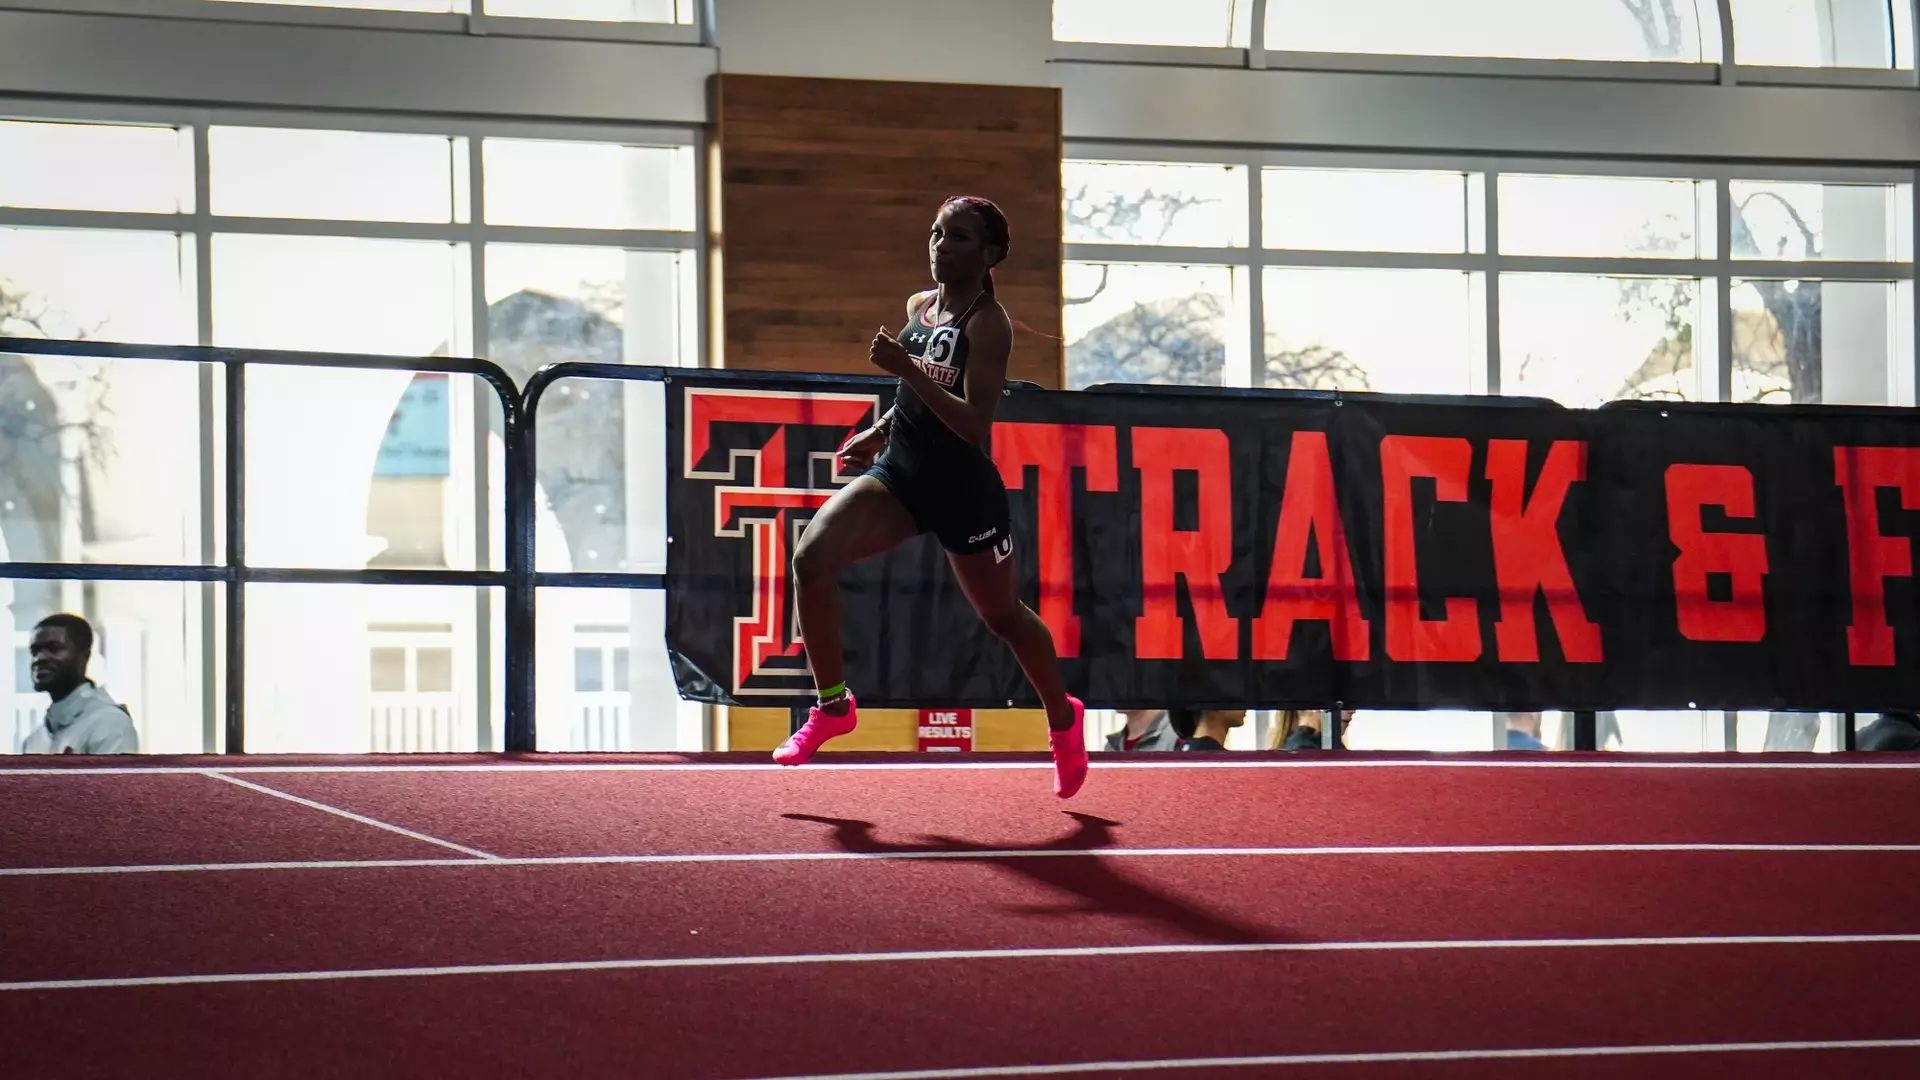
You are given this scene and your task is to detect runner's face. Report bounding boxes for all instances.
[929,204,998,286]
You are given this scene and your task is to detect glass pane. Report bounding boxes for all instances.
[1604,710,1716,752]
[210,127,464,224]
[1732,279,1905,405]
[1345,711,1497,751]
[1501,274,1701,406]
[248,584,498,753]
[1263,168,1470,253]
[247,368,499,571]
[485,0,685,21]
[211,234,469,355]
[528,376,667,575]
[5,578,218,755]
[1269,0,1708,61]
[612,646,629,692]
[206,0,463,11]
[1053,0,1251,47]
[1064,161,1249,247]
[1731,0,1897,67]
[370,374,454,569]
[1065,263,1241,389]
[483,139,695,230]
[1733,711,1841,751]
[0,352,214,566]
[1264,268,1479,394]
[1499,175,1708,258]
[0,121,192,214]
[486,244,696,372]
[0,228,195,344]
[1731,182,1912,262]
[538,587,702,751]
[487,246,692,575]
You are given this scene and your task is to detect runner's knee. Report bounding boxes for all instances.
[792,524,851,587]
[792,533,831,587]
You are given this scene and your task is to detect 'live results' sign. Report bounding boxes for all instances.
[917,709,974,752]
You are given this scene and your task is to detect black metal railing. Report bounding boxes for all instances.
[514,362,905,750]
[0,338,522,753]
[0,342,910,754]
[0,338,1867,755]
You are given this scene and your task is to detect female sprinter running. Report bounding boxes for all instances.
[774,195,1088,799]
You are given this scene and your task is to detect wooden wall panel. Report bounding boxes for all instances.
[714,73,1062,388]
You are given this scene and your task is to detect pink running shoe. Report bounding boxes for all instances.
[1049,695,1088,799]
[773,694,858,766]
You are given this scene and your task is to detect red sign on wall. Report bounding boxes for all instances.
[917,709,974,752]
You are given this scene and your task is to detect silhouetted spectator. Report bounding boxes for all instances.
[1105,709,1179,752]
[1857,711,1920,752]
[1175,708,1245,751]
[21,614,137,755]
[1268,709,1337,750]
[1505,711,1548,751]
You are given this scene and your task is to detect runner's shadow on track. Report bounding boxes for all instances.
[782,812,1288,945]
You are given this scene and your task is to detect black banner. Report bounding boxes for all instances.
[665,371,1920,713]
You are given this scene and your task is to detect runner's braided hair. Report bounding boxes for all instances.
[942,195,1009,296]
[940,195,1058,340]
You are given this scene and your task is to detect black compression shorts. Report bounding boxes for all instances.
[866,447,1012,558]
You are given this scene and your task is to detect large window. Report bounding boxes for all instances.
[1066,263,1246,389]
[1264,168,1474,254]
[208,0,458,11]
[1730,0,1905,67]
[205,0,692,21]
[1067,146,1917,752]
[1055,0,1914,73]
[1266,0,1710,63]
[0,115,701,755]
[1052,0,1251,48]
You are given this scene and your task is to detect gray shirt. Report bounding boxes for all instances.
[1104,710,1181,752]
[22,682,139,755]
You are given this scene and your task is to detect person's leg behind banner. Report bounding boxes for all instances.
[947,541,1087,798]
[783,474,920,765]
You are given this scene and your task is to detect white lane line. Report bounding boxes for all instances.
[7,932,1920,993]
[198,771,500,862]
[5,841,1920,879]
[734,1038,1920,1079]
[5,758,1920,776]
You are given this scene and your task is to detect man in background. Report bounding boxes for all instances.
[21,613,137,755]
[1505,711,1548,751]
[1105,708,1180,752]
[1857,711,1920,751]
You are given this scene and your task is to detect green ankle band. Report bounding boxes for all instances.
[819,682,847,700]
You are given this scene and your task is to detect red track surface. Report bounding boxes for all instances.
[4,752,1920,1078]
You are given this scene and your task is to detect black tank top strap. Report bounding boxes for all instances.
[908,291,936,327]
[949,289,987,330]
[911,289,987,333]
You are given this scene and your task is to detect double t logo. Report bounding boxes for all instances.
[681,387,881,697]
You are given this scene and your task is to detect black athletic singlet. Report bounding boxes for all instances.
[892,290,988,463]
[865,291,1012,557]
